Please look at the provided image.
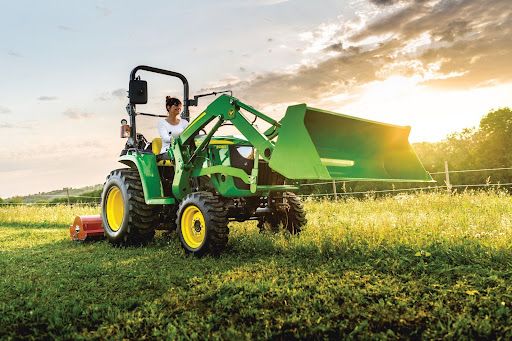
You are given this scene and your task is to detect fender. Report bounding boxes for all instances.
[119,152,175,205]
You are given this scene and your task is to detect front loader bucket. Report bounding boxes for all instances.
[269,104,433,182]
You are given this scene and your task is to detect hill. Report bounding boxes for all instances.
[2,184,103,204]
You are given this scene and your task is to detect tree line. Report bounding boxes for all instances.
[415,107,512,187]
[1,189,101,205]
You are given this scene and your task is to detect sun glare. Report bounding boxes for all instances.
[326,77,512,143]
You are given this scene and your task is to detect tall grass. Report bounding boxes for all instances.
[1,191,511,339]
[0,204,99,228]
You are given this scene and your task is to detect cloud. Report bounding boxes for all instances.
[324,42,343,53]
[355,0,512,88]
[261,0,289,4]
[57,25,73,31]
[368,0,408,6]
[300,22,343,54]
[111,88,127,99]
[63,109,95,120]
[207,0,512,107]
[431,20,470,43]
[0,106,10,114]
[0,139,119,197]
[97,93,110,101]
[97,88,128,101]
[7,51,22,58]
[0,121,31,129]
[225,0,289,9]
[244,52,380,104]
[0,139,113,164]
[96,5,112,16]
[237,0,289,6]
[0,122,14,129]
[37,96,58,101]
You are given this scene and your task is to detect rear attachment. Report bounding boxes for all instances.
[70,215,105,241]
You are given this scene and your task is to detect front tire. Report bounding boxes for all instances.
[101,168,158,246]
[176,192,229,256]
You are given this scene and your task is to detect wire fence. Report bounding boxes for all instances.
[299,167,512,187]
[0,194,102,206]
[0,202,100,206]
[3,165,512,205]
[428,166,512,175]
[297,182,512,198]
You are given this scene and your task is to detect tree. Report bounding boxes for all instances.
[6,196,23,204]
[414,107,512,187]
[476,108,512,167]
[50,189,101,204]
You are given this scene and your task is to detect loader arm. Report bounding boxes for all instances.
[171,94,285,200]
[179,94,278,161]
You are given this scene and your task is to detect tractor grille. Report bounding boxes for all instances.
[257,161,285,186]
[229,146,285,190]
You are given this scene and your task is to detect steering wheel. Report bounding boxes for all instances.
[136,133,150,150]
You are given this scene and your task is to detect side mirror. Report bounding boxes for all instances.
[129,80,148,104]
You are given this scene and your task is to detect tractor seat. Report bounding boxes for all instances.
[151,138,174,167]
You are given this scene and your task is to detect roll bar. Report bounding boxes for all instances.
[129,65,192,120]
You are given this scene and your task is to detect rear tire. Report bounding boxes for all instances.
[101,168,158,246]
[176,192,229,256]
[258,192,307,235]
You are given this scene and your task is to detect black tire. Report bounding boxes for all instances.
[258,192,307,235]
[176,192,229,256]
[101,168,158,246]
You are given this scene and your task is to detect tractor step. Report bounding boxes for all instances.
[147,197,175,205]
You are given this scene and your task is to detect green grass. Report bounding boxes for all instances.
[1,192,512,339]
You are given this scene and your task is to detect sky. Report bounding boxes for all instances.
[1,0,511,198]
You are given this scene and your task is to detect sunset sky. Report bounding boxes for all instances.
[1,0,511,198]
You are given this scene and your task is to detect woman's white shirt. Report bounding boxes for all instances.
[157,118,189,153]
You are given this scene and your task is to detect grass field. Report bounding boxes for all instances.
[1,191,512,339]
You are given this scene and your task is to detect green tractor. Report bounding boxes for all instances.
[101,65,433,255]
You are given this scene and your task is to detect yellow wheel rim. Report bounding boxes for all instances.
[106,186,124,232]
[181,205,206,249]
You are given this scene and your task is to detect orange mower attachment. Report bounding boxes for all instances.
[70,215,105,241]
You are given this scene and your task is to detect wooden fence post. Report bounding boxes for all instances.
[444,161,452,193]
[332,180,338,200]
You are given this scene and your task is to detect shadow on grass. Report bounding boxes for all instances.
[1,231,512,339]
